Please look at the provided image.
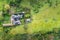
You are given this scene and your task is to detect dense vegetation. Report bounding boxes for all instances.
[0,0,60,40]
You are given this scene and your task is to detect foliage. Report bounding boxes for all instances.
[0,0,60,40]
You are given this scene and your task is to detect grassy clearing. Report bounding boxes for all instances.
[27,4,60,33]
